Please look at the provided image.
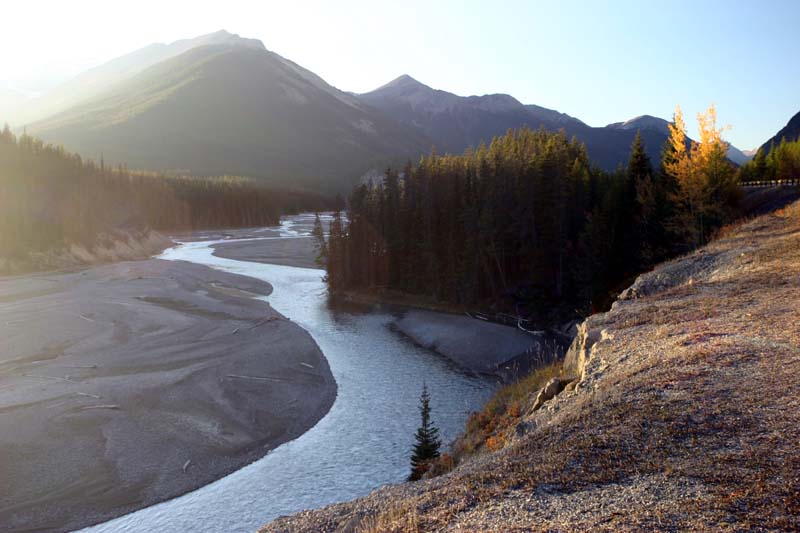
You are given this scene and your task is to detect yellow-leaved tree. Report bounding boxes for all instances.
[666,104,738,247]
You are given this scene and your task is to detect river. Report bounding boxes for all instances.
[82,214,496,532]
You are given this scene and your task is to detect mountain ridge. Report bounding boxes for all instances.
[23,31,759,189]
[759,110,800,153]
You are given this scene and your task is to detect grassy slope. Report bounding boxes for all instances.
[262,200,800,532]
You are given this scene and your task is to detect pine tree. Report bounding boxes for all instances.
[408,383,441,481]
[311,212,327,268]
[627,131,655,268]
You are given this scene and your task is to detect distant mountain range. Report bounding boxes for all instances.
[9,30,786,190]
[356,76,674,170]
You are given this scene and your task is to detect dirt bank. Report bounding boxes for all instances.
[261,202,800,531]
[0,258,336,532]
[0,228,173,276]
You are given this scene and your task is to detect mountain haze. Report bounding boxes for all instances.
[0,87,27,124]
[11,31,263,126]
[28,39,429,190]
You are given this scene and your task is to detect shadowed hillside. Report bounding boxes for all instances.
[760,109,800,153]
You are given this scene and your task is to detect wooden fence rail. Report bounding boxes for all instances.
[741,179,800,188]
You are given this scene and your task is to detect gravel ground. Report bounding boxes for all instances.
[0,258,336,532]
[260,202,800,532]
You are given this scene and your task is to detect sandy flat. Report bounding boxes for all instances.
[0,258,336,532]
[214,237,320,269]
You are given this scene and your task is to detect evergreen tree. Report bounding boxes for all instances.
[409,384,441,481]
[627,131,655,269]
[311,212,327,268]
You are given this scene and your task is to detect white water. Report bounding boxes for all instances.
[82,217,494,532]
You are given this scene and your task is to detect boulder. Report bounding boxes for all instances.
[531,377,575,411]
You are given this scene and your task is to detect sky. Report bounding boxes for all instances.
[2,0,798,149]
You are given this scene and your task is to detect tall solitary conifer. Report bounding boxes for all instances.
[409,384,441,481]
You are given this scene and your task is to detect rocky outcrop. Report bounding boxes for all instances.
[530,377,575,412]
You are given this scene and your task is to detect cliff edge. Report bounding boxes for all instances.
[263,200,800,532]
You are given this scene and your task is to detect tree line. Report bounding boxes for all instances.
[318,105,740,320]
[738,136,800,183]
[0,126,328,261]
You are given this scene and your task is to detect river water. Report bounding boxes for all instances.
[82,215,495,532]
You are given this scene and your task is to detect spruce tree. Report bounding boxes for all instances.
[408,384,441,481]
[311,212,327,268]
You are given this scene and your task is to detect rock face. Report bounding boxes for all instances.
[261,201,800,532]
[530,377,575,412]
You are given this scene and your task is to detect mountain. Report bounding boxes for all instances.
[606,114,670,135]
[25,33,757,190]
[607,114,752,165]
[12,31,267,126]
[726,144,754,165]
[759,110,800,153]
[357,75,584,155]
[357,76,674,170]
[28,38,429,191]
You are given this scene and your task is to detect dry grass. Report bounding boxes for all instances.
[450,362,563,460]
[262,201,800,532]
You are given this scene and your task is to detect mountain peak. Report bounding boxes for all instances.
[374,74,429,93]
[185,29,266,51]
[606,114,670,135]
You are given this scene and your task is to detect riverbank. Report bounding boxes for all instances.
[211,229,564,383]
[0,228,173,276]
[392,309,565,382]
[261,201,800,531]
[0,257,336,532]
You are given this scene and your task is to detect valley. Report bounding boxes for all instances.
[1,10,799,533]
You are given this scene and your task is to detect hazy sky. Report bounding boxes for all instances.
[2,0,798,148]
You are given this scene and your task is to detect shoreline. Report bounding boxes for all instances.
[0,256,336,532]
[211,232,566,383]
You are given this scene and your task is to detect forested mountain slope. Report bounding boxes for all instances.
[0,128,326,274]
